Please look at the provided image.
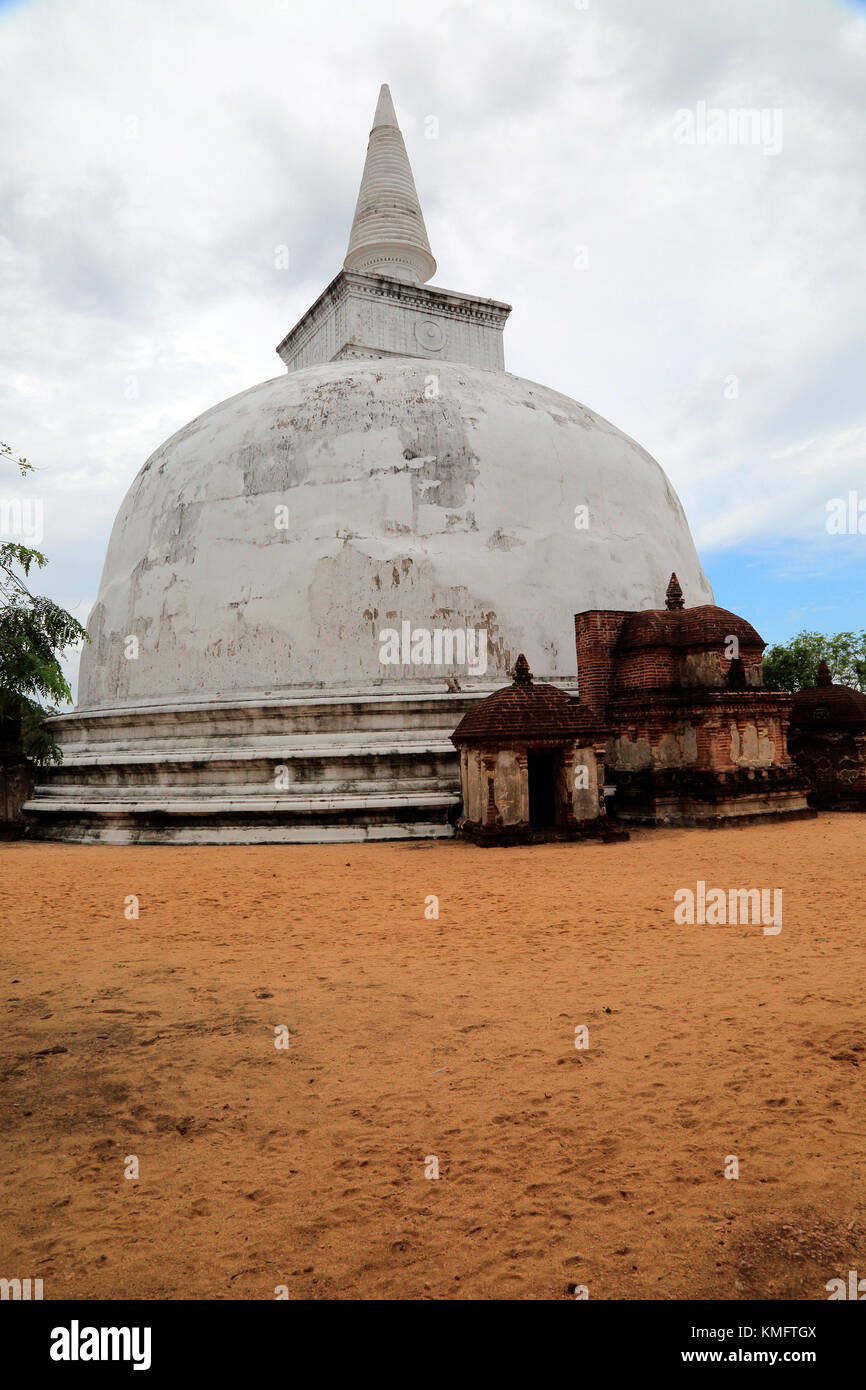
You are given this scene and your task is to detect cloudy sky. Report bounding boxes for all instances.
[1,0,864,699]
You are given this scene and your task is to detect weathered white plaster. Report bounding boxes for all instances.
[29,690,476,842]
[343,84,436,285]
[572,746,601,820]
[657,724,699,766]
[494,748,524,824]
[465,748,483,822]
[276,271,510,374]
[79,358,714,710]
[730,722,776,766]
[607,733,654,771]
[277,85,509,373]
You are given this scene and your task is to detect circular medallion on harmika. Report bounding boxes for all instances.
[415,318,446,351]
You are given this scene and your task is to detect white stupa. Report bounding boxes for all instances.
[30,86,713,842]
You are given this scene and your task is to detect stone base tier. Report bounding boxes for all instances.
[456,817,629,847]
[609,767,815,827]
[24,690,493,844]
[805,790,866,813]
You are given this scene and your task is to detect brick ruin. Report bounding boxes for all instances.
[787,660,866,810]
[0,721,35,840]
[576,573,813,827]
[452,574,815,841]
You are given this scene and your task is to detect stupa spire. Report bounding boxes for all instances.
[343,84,437,285]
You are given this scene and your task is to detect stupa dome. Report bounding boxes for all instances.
[79,356,712,709]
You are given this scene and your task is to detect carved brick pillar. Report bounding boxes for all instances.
[482,753,500,829]
[560,742,578,828]
[515,749,529,824]
[777,711,793,769]
[593,743,608,818]
[703,715,725,769]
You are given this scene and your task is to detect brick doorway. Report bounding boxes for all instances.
[527,752,557,828]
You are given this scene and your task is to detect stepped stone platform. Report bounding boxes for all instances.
[25,689,505,844]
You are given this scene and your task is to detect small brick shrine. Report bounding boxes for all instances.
[450,655,624,844]
[787,660,866,810]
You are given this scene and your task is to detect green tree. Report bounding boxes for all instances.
[1,443,88,765]
[762,629,866,694]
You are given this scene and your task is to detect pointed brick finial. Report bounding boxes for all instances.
[816,659,832,686]
[512,653,533,685]
[344,84,436,285]
[665,572,684,610]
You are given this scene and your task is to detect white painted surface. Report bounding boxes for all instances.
[276,270,509,374]
[79,356,713,709]
[343,84,436,284]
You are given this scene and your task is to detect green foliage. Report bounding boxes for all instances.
[1,441,34,477]
[1,447,88,765]
[762,629,866,694]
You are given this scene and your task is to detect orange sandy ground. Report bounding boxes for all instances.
[0,816,864,1301]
